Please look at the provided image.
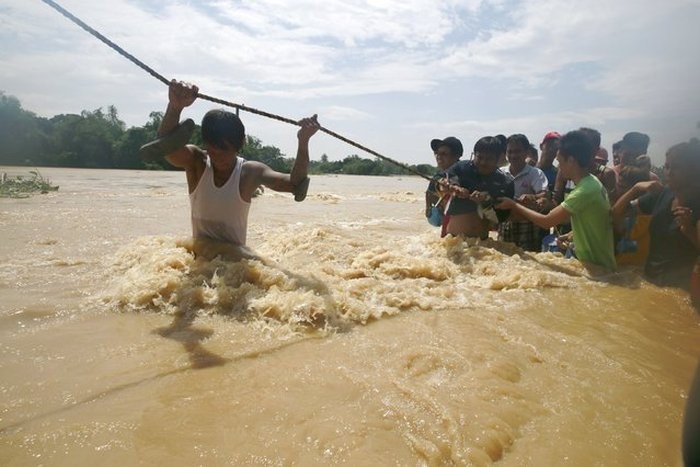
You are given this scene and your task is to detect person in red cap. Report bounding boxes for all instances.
[538,131,560,192]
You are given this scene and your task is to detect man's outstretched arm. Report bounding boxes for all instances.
[258,114,320,192]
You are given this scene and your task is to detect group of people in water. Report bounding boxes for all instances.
[425,129,700,297]
[151,80,699,303]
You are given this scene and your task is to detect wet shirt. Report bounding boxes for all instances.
[561,174,616,270]
[190,156,250,245]
[637,187,700,282]
[445,160,514,221]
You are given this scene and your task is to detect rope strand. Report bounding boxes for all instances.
[40,0,432,181]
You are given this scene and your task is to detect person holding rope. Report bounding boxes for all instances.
[495,130,617,272]
[153,79,320,246]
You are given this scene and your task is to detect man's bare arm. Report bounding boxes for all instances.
[290,114,320,186]
[159,80,199,168]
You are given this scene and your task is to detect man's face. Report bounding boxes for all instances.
[612,150,622,166]
[665,154,687,192]
[474,151,500,175]
[539,139,559,163]
[204,142,236,162]
[506,141,527,171]
[434,145,459,170]
[556,151,573,178]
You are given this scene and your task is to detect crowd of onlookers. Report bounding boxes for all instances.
[425,129,700,301]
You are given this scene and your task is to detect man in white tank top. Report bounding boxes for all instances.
[155,80,320,246]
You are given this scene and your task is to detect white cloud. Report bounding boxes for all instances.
[1,0,698,166]
[318,105,373,121]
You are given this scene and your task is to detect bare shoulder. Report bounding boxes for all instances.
[179,145,207,194]
[240,160,268,181]
[165,144,206,170]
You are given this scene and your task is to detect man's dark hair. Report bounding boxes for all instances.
[473,136,503,156]
[201,109,246,151]
[612,140,623,152]
[579,127,601,149]
[506,133,530,149]
[559,130,594,168]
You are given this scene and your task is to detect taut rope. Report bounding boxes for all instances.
[40,0,432,181]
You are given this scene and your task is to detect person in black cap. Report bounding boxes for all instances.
[425,137,463,236]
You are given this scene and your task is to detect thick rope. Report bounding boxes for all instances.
[40,0,432,181]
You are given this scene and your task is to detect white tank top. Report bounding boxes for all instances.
[189,156,250,245]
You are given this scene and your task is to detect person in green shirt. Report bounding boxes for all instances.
[495,130,616,272]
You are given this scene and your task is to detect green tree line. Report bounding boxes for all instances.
[0,91,435,177]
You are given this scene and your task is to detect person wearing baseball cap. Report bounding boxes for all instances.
[541,132,561,146]
[538,131,561,191]
[430,137,464,161]
[425,137,463,236]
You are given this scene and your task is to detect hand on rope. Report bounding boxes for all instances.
[297,115,320,143]
[168,80,199,111]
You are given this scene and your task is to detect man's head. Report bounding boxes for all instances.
[201,109,246,152]
[578,127,602,151]
[556,130,594,178]
[612,140,623,166]
[431,136,463,170]
[539,131,561,166]
[621,132,650,164]
[594,147,609,166]
[665,139,700,193]
[526,145,538,166]
[506,134,531,172]
[473,136,503,175]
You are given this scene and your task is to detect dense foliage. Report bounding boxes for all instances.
[0,91,435,177]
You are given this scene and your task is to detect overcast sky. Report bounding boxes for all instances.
[1,0,698,166]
